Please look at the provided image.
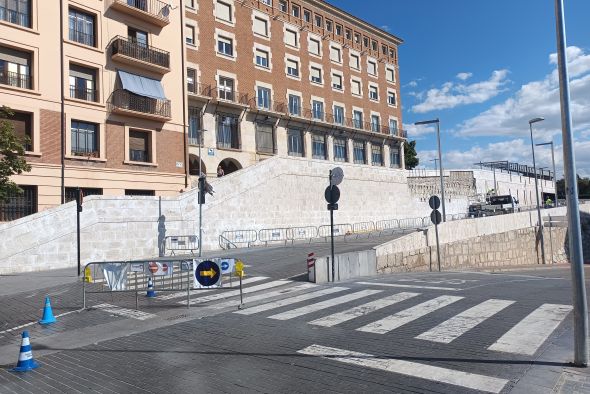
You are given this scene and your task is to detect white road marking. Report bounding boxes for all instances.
[212,283,317,309]
[298,344,508,393]
[234,287,349,315]
[157,276,268,300]
[0,310,79,335]
[269,290,382,321]
[416,299,515,343]
[357,295,464,334]
[309,292,420,327]
[180,280,291,305]
[93,304,156,321]
[488,303,573,355]
[356,281,461,291]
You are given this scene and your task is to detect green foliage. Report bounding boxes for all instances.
[404,140,419,170]
[556,175,590,199]
[0,106,32,203]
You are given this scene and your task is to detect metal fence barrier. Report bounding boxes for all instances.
[398,217,425,229]
[220,230,258,247]
[258,228,290,245]
[351,221,376,238]
[288,226,318,242]
[318,223,353,239]
[162,235,199,256]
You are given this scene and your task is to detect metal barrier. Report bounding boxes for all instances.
[398,217,425,229]
[258,228,290,245]
[352,221,376,238]
[288,226,318,242]
[162,235,198,256]
[220,230,258,247]
[318,223,353,239]
[83,258,243,310]
[219,234,238,250]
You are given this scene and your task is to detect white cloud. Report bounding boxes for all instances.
[405,123,436,139]
[407,80,418,88]
[456,46,590,139]
[412,70,510,113]
[456,72,473,81]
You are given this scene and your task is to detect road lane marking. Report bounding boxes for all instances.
[158,276,268,300]
[0,310,79,335]
[268,290,382,321]
[93,304,155,321]
[357,295,464,334]
[309,292,420,327]
[416,299,515,343]
[235,287,349,315]
[180,280,291,305]
[212,283,317,309]
[488,303,573,355]
[297,344,508,394]
[356,281,461,291]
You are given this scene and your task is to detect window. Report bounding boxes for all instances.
[187,68,196,93]
[311,134,326,159]
[390,145,400,168]
[351,80,361,95]
[353,111,363,129]
[253,17,268,36]
[287,128,304,157]
[389,118,399,135]
[349,54,360,69]
[333,105,344,125]
[371,40,378,51]
[285,29,298,47]
[386,67,395,82]
[1,110,32,151]
[218,77,234,100]
[314,14,322,28]
[367,60,377,75]
[354,33,361,44]
[335,24,342,36]
[0,46,32,89]
[292,4,300,18]
[382,44,388,55]
[372,144,383,166]
[0,185,36,221]
[257,86,271,109]
[255,49,269,68]
[303,9,311,22]
[69,8,95,47]
[310,66,322,84]
[353,141,365,164]
[363,36,369,48]
[260,0,272,5]
[185,24,195,45]
[329,46,341,63]
[288,94,301,115]
[333,138,347,162]
[369,85,378,100]
[216,1,232,22]
[371,114,380,132]
[345,28,352,40]
[389,47,397,60]
[256,122,274,154]
[128,27,148,47]
[312,100,323,120]
[309,38,320,55]
[65,187,102,204]
[125,189,155,196]
[331,74,342,90]
[325,19,332,32]
[69,64,96,102]
[71,120,98,157]
[387,91,397,106]
[0,0,31,28]
[286,59,299,77]
[186,0,196,8]
[129,130,150,162]
[278,0,287,12]
[188,106,202,145]
[217,114,240,149]
[217,36,233,56]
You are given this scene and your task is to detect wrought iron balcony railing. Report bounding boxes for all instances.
[110,0,170,26]
[69,86,98,102]
[108,89,171,119]
[111,36,170,70]
[0,71,32,90]
[187,81,213,97]
[0,6,30,28]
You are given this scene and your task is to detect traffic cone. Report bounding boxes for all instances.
[146,277,156,298]
[38,296,56,325]
[12,331,39,372]
[83,266,93,283]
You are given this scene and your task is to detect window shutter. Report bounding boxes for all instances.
[287,59,297,70]
[216,1,231,21]
[285,30,297,46]
[309,39,319,54]
[311,67,321,79]
[129,130,148,151]
[330,47,340,62]
[331,74,341,87]
[0,46,30,65]
[253,17,267,35]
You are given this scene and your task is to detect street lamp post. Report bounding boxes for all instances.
[197,129,207,257]
[536,141,557,204]
[415,119,446,221]
[429,158,439,171]
[529,117,546,265]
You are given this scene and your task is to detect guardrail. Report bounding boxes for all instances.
[318,224,354,239]
[220,230,258,247]
[352,221,376,238]
[162,235,198,256]
[258,228,290,246]
[289,226,318,241]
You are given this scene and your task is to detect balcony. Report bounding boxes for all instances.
[0,71,32,90]
[69,86,98,102]
[211,87,250,108]
[109,0,170,27]
[111,36,170,73]
[245,97,287,114]
[187,81,213,100]
[108,89,171,121]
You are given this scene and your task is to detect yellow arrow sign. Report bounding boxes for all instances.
[200,269,217,278]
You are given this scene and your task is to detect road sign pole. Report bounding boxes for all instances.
[329,170,335,282]
[434,222,441,272]
[76,187,82,277]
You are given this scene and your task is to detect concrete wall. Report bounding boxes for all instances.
[311,249,376,283]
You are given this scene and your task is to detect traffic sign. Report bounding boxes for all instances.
[325,185,340,204]
[431,210,442,225]
[235,260,245,278]
[330,167,344,186]
[429,195,441,210]
[194,260,221,287]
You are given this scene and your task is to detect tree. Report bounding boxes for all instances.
[404,140,419,170]
[556,175,590,199]
[0,106,32,203]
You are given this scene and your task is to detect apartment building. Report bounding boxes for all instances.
[183,0,405,180]
[0,0,186,219]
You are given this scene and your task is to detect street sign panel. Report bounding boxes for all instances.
[194,260,221,287]
[431,210,442,225]
[330,167,344,186]
[429,195,441,210]
[219,258,235,274]
[325,186,341,204]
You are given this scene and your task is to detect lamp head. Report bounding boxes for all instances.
[528,117,545,125]
[414,118,439,126]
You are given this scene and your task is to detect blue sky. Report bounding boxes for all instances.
[333,0,590,177]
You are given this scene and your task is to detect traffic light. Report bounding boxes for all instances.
[198,177,206,204]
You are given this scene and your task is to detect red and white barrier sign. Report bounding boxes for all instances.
[307,252,316,268]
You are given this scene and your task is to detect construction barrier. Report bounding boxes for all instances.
[258,228,290,245]
[162,235,199,256]
[318,223,354,239]
[220,230,258,247]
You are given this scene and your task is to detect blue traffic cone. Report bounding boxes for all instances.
[12,331,39,372]
[146,277,156,298]
[38,296,56,325]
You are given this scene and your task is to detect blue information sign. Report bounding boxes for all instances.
[195,260,221,287]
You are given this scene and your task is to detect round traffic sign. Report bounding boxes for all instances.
[221,261,229,271]
[429,195,441,210]
[195,260,221,287]
[324,185,341,204]
[430,210,442,225]
[330,167,344,186]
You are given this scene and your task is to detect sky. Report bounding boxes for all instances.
[332,0,590,178]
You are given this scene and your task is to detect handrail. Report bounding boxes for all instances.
[111,35,170,69]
